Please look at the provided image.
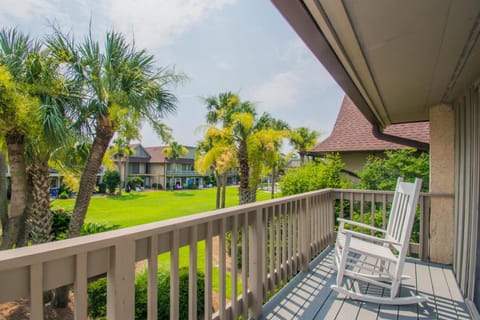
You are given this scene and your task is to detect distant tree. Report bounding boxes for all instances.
[280,153,350,196]
[162,141,188,190]
[195,127,236,208]
[110,137,134,195]
[289,127,320,165]
[357,149,429,192]
[204,92,289,204]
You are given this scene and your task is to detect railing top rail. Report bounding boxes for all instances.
[332,189,449,198]
[0,188,334,270]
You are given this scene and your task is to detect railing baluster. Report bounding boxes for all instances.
[241,213,248,320]
[275,204,281,286]
[219,218,226,319]
[262,207,268,301]
[205,221,213,320]
[170,230,179,320]
[269,206,275,294]
[188,227,197,320]
[371,194,376,235]
[287,201,293,279]
[340,191,344,218]
[382,194,387,229]
[282,203,288,283]
[301,197,311,271]
[30,263,43,320]
[148,236,158,320]
[360,193,365,225]
[74,253,87,320]
[350,192,354,221]
[231,215,238,318]
[292,200,298,272]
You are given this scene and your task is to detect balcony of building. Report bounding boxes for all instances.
[0,187,470,319]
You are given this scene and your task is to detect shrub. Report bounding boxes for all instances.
[81,222,121,235]
[58,191,69,199]
[103,170,121,194]
[188,183,198,190]
[97,182,107,194]
[51,209,120,240]
[356,149,429,192]
[87,267,205,320]
[51,208,72,240]
[280,153,350,196]
[87,277,107,319]
[128,176,144,189]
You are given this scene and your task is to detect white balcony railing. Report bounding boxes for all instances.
[0,188,430,320]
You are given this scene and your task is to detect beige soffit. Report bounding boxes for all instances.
[303,0,390,126]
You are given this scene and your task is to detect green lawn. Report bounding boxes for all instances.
[52,186,272,227]
[52,187,273,299]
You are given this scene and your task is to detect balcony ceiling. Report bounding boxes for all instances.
[272,0,480,126]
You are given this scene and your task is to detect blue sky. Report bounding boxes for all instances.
[1,0,344,150]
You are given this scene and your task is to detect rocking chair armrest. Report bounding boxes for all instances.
[341,229,401,246]
[337,218,387,234]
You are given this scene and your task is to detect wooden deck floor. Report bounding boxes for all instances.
[263,247,471,319]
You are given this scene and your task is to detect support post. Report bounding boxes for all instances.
[248,208,264,319]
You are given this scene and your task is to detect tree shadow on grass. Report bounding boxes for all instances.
[108,193,148,201]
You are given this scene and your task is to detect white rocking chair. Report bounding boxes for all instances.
[331,178,427,305]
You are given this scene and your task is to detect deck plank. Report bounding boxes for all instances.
[442,266,471,319]
[414,261,438,319]
[262,247,472,320]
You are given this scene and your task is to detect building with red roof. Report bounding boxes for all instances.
[309,95,429,175]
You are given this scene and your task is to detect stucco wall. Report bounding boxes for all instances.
[429,104,455,264]
[340,151,384,175]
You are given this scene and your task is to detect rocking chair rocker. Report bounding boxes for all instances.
[332,177,427,305]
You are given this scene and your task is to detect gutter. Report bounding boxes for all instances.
[372,124,429,152]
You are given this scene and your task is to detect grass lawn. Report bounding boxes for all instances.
[52,187,274,299]
[52,186,272,227]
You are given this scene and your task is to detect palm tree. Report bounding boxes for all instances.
[289,127,320,165]
[162,141,188,190]
[0,28,40,248]
[47,30,183,237]
[23,43,76,245]
[195,127,236,208]
[110,137,134,195]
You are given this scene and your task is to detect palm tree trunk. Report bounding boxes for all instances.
[238,141,255,205]
[171,162,176,190]
[214,171,221,209]
[221,172,227,208]
[1,133,28,249]
[0,152,7,243]
[69,117,114,237]
[300,152,305,165]
[16,173,33,247]
[28,160,53,244]
[117,160,123,196]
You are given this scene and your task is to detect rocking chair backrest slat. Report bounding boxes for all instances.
[385,178,422,253]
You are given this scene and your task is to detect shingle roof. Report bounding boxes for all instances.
[143,146,168,163]
[310,95,429,153]
[140,146,195,164]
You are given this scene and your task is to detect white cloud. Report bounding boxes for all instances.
[216,61,232,71]
[102,0,237,49]
[247,71,300,110]
[1,0,61,21]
